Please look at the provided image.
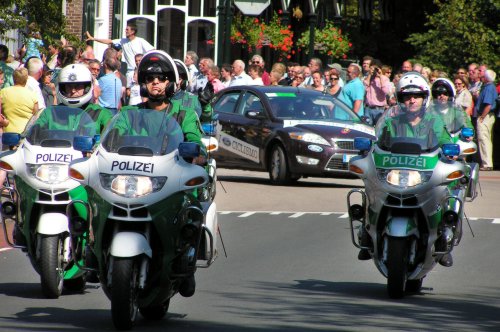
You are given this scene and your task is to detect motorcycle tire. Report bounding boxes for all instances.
[406,278,423,293]
[40,234,65,299]
[111,257,140,330]
[139,299,170,320]
[386,237,408,299]
[63,276,86,293]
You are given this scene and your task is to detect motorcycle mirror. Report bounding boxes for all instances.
[354,137,372,152]
[2,133,21,147]
[179,142,201,158]
[442,143,460,157]
[73,136,94,153]
[460,127,474,139]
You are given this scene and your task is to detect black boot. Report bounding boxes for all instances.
[12,225,26,247]
[439,253,453,267]
[179,275,196,297]
[358,249,371,260]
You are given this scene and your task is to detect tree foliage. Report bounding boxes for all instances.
[0,0,82,48]
[407,0,500,74]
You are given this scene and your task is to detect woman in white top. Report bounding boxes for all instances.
[220,63,232,88]
[453,74,473,117]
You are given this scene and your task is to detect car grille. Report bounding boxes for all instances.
[325,155,349,171]
[325,139,357,171]
[333,139,355,151]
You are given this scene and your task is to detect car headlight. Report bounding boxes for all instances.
[289,132,330,145]
[99,174,167,198]
[27,164,69,184]
[377,169,431,188]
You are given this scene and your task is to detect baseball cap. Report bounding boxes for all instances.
[111,43,122,51]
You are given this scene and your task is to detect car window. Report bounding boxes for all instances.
[267,92,361,123]
[239,92,264,115]
[214,92,241,114]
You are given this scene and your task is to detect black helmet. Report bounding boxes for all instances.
[138,50,178,85]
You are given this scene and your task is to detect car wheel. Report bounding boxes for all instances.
[269,145,292,185]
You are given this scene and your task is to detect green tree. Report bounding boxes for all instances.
[0,0,82,49]
[406,0,500,74]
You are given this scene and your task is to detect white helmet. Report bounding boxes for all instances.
[431,77,456,101]
[173,58,191,90]
[396,71,431,111]
[57,63,93,108]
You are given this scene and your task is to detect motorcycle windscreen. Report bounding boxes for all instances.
[429,101,471,135]
[100,108,184,156]
[24,106,97,148]
[375,110,444,153]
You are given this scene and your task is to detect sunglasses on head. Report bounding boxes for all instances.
[145,74,168,83]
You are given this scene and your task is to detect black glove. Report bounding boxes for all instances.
[198,82,214,107]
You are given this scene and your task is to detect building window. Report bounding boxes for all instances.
[204,0,216,17]
[159,0,171,5]
[187,20,215,59]
[143,0,155,15]
[188,0,200,16]
[128,17,155,46]
[157,8,185,60]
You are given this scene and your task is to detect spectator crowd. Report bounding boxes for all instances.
[0,25,498,170]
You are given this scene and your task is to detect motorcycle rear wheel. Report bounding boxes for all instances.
[40,234,65,299]
[112,257,140,330]
[139,299,170,320]
[386,237,408,299]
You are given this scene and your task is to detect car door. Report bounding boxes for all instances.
[213,90,268,170]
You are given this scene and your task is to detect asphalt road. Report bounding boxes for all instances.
[0,169,499,331]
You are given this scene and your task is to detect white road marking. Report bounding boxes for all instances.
[493,219,500,224]
[238,212,256,218]
[289,212,306,218]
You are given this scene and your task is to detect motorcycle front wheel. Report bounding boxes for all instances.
[112,257,140,330]
[40,234,65,298]
[386,237,408,299]
[139,299,170,320]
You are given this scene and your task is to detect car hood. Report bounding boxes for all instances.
[282,120,376,139]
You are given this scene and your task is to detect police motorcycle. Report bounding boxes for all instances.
[69,108,218,330]
[0,106,96,298]
[431,78,479,201]
[347,109,468,299]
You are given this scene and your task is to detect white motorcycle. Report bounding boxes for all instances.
[0,106,96,298]
[69,108,218,330]
[347,113,468,298]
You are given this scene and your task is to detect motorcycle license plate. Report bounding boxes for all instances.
[343,154,355,163]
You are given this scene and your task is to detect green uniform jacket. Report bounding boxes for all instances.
[378,111,453,148]
[84,103,114,134]
[172,90,213,123]
[430,104,473,136]
[121,99,204,148]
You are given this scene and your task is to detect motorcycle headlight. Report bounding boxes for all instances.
[99,174,167,198]
[289,132,330,146]
[27,164,69,184]
[377,169,431,188]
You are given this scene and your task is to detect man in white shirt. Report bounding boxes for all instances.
[190,57,213,93]
[86,22,154,87]
[25,56,46,111]
[229,59,252,87]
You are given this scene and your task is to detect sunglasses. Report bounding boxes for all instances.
[330,76,339,80]
[146,74,168,83]
[457,71,466,75]
[432,91,448,97]
[252,61,261,64]
[454,82,463,85]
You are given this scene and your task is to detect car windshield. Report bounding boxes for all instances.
[101,108,184,156]
[266,91,362,123]
[25,106,96,148]
[375,107,442,152]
